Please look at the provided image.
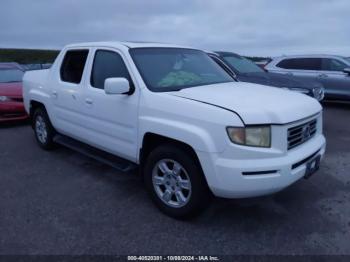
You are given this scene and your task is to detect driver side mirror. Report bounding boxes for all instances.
[343,68,350,75]
[104,78,131,95]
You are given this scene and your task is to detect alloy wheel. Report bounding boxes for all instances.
[152,159,192,208]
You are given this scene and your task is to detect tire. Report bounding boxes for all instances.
[32,107,56,150]
[144,144,211,219]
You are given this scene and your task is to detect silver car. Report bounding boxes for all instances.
[265,55,350,101]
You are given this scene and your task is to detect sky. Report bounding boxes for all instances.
[0,0,349,57]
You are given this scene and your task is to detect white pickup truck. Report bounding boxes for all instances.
[23,42,326,218]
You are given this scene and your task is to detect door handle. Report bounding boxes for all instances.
[286,72,293,76]
[85,98,93,105]
[318,73,328,78]
[52,91,58,98]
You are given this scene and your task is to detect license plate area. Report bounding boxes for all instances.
[304,155,321,179]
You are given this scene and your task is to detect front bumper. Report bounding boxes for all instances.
[0,102,28,122]
[197,132,326,199]
[197,111,326,198]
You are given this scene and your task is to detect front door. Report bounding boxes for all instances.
[80,48,139,162]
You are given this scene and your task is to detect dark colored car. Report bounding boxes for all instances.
[0,63,28,122]
[208,51,324,101]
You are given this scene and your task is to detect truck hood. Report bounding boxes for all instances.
[168,82,322,125]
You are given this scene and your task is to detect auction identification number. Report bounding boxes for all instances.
[128,256,219,261]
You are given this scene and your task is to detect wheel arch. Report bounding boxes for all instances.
[140,133,204,176]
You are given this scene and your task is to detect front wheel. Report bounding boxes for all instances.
[144,144,211,219]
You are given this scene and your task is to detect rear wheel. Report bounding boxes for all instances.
[144,144,211,219]
[33,108,56,150]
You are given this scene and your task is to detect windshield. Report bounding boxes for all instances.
[345,57,350,64]
[129,48,233,92]
[0,69,24,83]
[221,54,264,74]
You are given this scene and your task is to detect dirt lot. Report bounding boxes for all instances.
[0,102,349,255]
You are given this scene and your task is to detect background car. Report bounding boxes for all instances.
[0,63,28,122]
[208,51,324,101]
[265,55,350,101]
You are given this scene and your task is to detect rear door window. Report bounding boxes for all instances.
[277,58,322,70]
[60,50,89,84]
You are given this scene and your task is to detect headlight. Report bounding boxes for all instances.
[0,96,11,102]
[226,126,271,148]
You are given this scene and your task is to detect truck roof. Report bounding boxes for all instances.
[65,41,192,49]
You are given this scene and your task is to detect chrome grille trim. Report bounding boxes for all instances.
[287,119,317,150]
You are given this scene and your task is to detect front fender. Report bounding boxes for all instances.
[138,116,226,155]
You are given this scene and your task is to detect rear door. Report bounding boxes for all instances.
[51,49,90,137]
[79,48,139,162]
[319,58,350,100]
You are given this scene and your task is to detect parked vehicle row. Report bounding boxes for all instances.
[4,51,350,125]
[265,55,350,101]
[23,42,326,218]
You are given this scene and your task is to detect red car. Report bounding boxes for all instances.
[0,63,28,122]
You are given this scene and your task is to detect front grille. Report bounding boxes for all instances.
[288,119,317,150]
